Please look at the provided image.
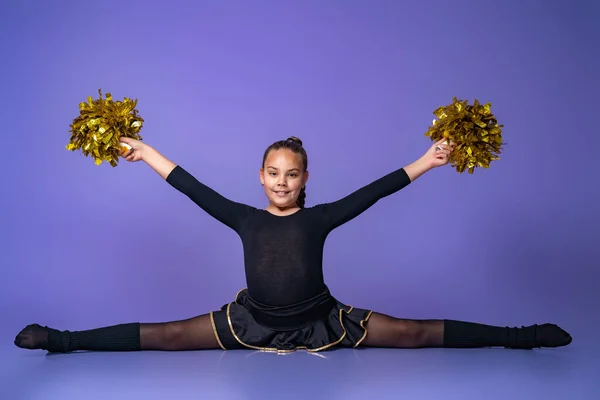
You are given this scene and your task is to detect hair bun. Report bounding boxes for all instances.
[286,136,303,147]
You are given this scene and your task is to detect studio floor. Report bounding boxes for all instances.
[1,338,598,400]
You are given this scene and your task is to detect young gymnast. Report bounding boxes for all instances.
[15,136,572,353]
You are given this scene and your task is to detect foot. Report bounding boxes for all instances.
[535,323,572,348]
[14,324,50,350]
[507,323,572,349]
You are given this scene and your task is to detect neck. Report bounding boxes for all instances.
[265,204,301,216]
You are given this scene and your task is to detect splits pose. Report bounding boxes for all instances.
[15,137,572,353]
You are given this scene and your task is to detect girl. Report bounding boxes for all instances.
[15,136,571,353]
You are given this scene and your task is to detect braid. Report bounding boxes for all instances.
[297,186,306,208]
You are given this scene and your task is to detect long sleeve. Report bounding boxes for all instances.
[319,167,412,231]
[166,165,254,232]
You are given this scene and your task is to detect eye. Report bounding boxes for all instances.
[270,172,277,176]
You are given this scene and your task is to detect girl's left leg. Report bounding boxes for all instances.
[360,312,444,348]
[360,312,572,349]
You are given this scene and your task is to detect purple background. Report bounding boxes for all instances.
[1,0,598,346]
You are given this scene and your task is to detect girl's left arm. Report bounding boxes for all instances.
[320,157,433,231]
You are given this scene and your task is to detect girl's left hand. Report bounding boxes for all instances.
[426,138,456,168]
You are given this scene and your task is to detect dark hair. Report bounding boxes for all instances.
[262,136,308,208]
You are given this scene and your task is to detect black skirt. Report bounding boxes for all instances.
[210,287,373,352]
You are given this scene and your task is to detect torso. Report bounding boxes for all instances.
[238,208,328,305]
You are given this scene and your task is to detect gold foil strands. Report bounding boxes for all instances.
[425,97,504,174]
[66,89,144,166]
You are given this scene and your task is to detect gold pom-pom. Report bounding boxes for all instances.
[425,97,504,174]
[66,89,144,166]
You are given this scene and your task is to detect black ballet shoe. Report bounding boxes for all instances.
[505,323,572,349]
[535,323,572,347]
[14,324,51,350]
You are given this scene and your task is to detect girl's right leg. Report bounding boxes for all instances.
[14,313,221,353]
[141,313,221,351]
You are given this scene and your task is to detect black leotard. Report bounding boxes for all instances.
[166,165,411,306]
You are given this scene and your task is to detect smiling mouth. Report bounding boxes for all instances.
[273,190,289,196]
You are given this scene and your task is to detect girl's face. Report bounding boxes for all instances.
[260,149,308,211]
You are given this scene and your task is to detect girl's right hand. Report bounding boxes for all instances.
[119,137,146,162]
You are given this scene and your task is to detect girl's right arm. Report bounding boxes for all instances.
[120,138,253,231]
